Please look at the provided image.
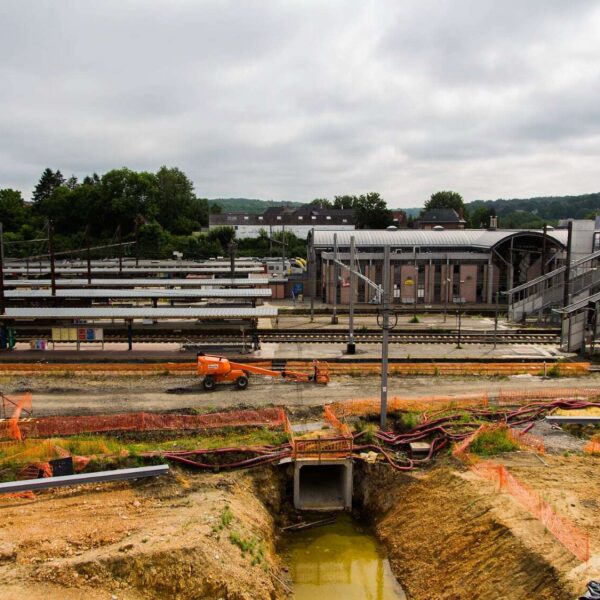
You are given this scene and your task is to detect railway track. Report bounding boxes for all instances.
[89,330,560,345]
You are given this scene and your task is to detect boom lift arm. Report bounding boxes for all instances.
[196,353,329,390]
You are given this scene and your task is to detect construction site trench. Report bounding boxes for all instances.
[1,455,592,599]
[1,372,599,599]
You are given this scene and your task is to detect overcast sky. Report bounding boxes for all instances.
[1,1,600,207]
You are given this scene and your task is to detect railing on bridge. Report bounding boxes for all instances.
[508,249,600,321]
[285,408,353,460]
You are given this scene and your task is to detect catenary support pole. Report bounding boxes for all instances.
[0,222,4,315]
[347,235,356,354]
[85,226,92,285]
[380,245,390,430]
[309,229,315,322]
[48,221,56,297]
[331,233,338,324]
[493,291,499,349]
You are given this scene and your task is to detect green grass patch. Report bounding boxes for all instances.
[469,428,519,456]
[353,420,378,443]
[0,428,289,471]
[229,531,266,566]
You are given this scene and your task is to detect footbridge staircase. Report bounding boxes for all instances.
[508,249,600,322]
[508,249,600,351]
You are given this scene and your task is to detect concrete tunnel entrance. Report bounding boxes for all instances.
[293,459,353,511]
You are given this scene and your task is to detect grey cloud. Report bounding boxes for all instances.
[1,0,599,205]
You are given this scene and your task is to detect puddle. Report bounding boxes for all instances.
[283,513,406,599]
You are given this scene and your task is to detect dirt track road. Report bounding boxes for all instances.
[3,373,599,416]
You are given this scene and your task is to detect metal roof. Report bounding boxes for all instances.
[4,266,264,274]
[5,288,272,299]
[2,278,270,287]
[312,229,569,249]
[0,306,278,319]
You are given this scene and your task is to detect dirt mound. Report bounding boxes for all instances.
[356,463,575,599]
[0,469,286,600]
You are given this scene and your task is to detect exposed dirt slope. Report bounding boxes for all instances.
[0,468,286,600]
[356,463,577,600]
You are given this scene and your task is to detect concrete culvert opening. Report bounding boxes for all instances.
[294,460,352,511]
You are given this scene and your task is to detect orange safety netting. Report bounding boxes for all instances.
[293,436,353,459]
[0,393,33,442]
[323,405,352,437]
[331,393,490,418]
[7,407,286,439]
[585,437,600,455]
[471,461,591,562]
[497,387,599,405]
[0,361,591,378]
[506,427,545,454]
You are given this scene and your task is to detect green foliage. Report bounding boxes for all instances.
[207,198,302,214]
[467,193,600,225]
[333,195,357,209]
[469,428,519,456]
[229,531,266,565]
[32,168,65,203]
[400,412,420,430]
[309,198,332,208]
[353,420,378,443]
[424,191,465,215]
[2,165,211,259]
[546,363,562,378]
[0,189,28,231]
[409,315,420,323]
[353,192,393,229]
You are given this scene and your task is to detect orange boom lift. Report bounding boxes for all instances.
[196,353,330,390]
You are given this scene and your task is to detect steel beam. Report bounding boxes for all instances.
[545,416,600,425]
[0,464,169,494]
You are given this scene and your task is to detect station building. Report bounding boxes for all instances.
[311,229,570,306]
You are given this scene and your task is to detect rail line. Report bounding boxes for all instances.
[92,330,560,345]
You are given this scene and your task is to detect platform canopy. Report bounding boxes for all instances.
[2,278,271,288]
[4,288,272,299]
[0,306,277,320]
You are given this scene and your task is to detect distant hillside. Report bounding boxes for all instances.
[208,198,303,214]
[467,193,600,221]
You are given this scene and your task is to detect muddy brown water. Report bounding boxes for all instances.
[283,514,406,599]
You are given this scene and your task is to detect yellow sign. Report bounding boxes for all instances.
[404,278,414,286]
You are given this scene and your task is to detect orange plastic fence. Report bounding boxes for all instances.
[323,405,353,437]
[0,360,591,377]
[0,393,33,442]
[497,387,599,405]
[585,438,600,455]
[332,393,490,418]
[292,436,353,459]
[472,461,591,562]
[4,408,286,440]
[506,428,545,454]
[286,361,591,377]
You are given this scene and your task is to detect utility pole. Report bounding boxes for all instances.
[48,220,56,297]
[331,233,338,324]
[380,245,391,430]
[347,235,356,354]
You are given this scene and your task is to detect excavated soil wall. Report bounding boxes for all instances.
[353,462,574,600]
